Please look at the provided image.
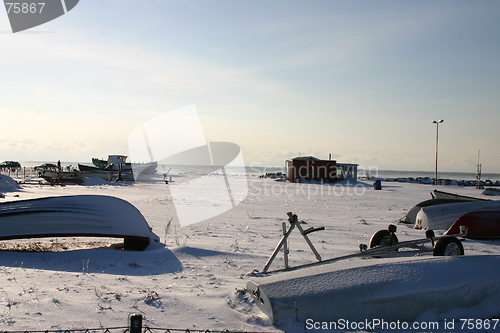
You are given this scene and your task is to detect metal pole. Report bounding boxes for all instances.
[433,119,443,185]
[435,122,439,184]
[282,222,289,269]
[262,222,295,273]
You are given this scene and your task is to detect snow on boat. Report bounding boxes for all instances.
[415,200,500,231]
[445,211,500,239]
[0,195,160,250]
[247,255,500,324]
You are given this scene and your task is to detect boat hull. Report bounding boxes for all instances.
[248,256,500,324]
[445,211,500,239]
[400,198,476,224]
[415,201,500,231]
[0,195,159,250]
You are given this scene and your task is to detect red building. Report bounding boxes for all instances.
[285,156,340,183]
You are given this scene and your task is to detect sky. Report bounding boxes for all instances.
[1,0,499,173]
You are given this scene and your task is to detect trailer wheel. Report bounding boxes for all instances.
[433,236,464,256]
[369,230,399,249]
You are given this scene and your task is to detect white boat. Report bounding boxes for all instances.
[400,198,476,224]
[415,200,500,230]
[247,255,500,324]
[0,195,160,250]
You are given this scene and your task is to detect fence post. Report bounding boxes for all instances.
[129,313,142,333]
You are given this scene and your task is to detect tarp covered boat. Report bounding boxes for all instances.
[0,195,159,250]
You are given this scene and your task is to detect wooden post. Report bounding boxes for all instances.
[282,222,289,269]
[262,222,295,273]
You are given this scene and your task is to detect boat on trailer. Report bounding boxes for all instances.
[245,212,500,325]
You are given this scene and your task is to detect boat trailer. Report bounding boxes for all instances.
[259,212,467,274]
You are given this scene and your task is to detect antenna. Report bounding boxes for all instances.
[476,150,482,189]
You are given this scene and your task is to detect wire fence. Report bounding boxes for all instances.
[0,328,276,333]
[0,316,277,333]
[0,166,39,179]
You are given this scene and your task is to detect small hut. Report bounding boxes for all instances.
[285,156,340,183]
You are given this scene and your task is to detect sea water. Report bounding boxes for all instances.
[10,161,500,182]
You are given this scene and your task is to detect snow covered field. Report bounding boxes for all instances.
[1,174,500,332]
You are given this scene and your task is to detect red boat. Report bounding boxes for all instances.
[445,211,500,239]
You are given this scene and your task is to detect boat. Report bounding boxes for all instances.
[431,189,489,201]
[77,163,102,172]
[400,190,487,225]
[415,200,500,230]
[39,170,86,184]
[445,211,500,238]
[482,187,500,196]
[247,255,500,324]
[40,169,134,184]
[0,195,159,250]
[91,155,157,175]
[400,198,477,224]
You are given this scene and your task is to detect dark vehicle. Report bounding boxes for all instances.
[0,161,21,172]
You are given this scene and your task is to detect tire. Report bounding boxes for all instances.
[369,230,399,248]
[433,236,464,256]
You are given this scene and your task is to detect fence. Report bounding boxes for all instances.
[0,315,276,333]
[0,327,274,333]
[0,166,38,179]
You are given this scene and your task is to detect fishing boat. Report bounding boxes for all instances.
[91,155,157,175]
[445,211,500,238]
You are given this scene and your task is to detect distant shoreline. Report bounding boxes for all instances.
[6,161,500,182]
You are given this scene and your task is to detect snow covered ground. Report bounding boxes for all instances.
[1,174,500,332]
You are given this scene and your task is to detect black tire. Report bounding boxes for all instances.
[369,230,399,248]
[124,238,150,251]
[433,236,464,256]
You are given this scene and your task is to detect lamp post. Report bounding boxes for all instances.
[432,119,444,185]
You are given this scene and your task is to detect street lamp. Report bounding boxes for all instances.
[432,119,444,185]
